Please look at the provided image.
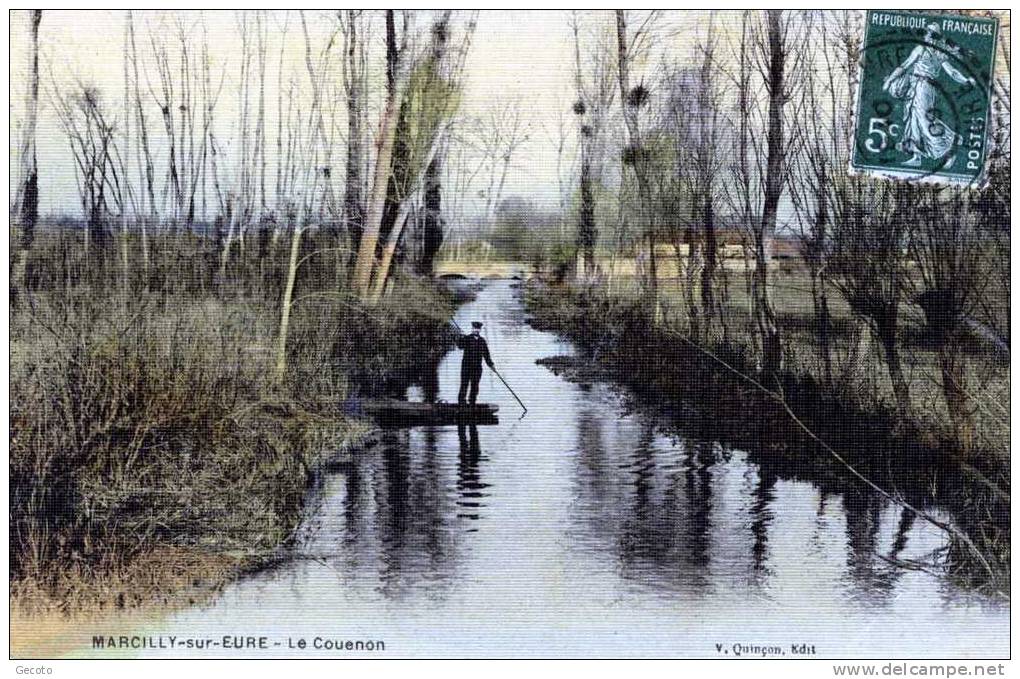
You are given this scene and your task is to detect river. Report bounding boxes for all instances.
[141,280,1007,658]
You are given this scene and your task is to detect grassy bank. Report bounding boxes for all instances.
[10,227,459,617]
[524,279,1009,596]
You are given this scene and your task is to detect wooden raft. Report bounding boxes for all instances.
[344,398,499,426]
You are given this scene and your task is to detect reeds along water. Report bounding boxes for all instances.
[9,223,458,613]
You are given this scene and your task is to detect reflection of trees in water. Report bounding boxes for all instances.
[374,428,454,598]
[570,405,625,547]
[570,408,718,596]
[841,489,915,604]
[573,408,615,511]
[675,440,714,588]
[750,456,777,579]
[339,457,372,569]
[569,399,926,601]
[331,429,460,600]
[889,508,916,560]
[328,423,492,601]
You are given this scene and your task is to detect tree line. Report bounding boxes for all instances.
[565,10,1009,454]
[10,10,493,308]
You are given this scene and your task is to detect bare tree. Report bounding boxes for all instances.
[751,10,799,381]
[13,10,41,300]
[340,10,368,250]
[368,11,478,303]
[571,12,616,283]
[52,84,121,258]
[804,11,913,413]
[145,14,220,232]
[615,10,662,313]
[669,16,728,340]
[417,140,446,276]
[788,12,840,388]
[472,98,531,226]
[912,189,993,453]
[351,10,411,299]
[126,12,155,273]
[661,67,702,336]
[438,129,488,262]
[829,182,915,417]
[148,22,184,224]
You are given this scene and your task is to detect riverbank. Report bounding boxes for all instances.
[523,280,1009,596]
[10,233,461,620]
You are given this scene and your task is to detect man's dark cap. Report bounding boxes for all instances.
[471,321,483,329]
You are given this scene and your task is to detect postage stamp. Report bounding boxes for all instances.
[851,10,1000,186]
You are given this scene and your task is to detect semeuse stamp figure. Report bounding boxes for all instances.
[882,22,977,168]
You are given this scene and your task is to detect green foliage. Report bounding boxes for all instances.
[398,60,462,192]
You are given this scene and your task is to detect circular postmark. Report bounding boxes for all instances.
[856,21,994,187]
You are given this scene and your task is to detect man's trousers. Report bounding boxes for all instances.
[458,365,482,404]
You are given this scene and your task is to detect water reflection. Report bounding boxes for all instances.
[564,380,956,606]
[158,281,1005,658]
[750,454,777,578]
[456,425,489,523]
[327,281,981,607]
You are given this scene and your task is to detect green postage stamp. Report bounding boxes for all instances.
[852,10,999,186]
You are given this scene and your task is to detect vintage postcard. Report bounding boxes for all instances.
[7,7,1011,669]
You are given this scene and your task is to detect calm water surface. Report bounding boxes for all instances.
[142,280,1007,658]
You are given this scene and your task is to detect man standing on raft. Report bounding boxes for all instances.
[457,321,495,405]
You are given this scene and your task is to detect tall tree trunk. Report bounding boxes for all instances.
[351,10,407,299]
[808,175,833,389]
[700,197,718,339]
[127,12,153,274]
[752,236,782,379]
[219,197,237,278]
[615,10,657,312]
[13,10,41,302]
[369,206,413,305]
[841,315,872,394]
[755,9,786,381]
[418,148,444,276]
[684,230,701,336]
[370,124,448,302]
[809,263,834,389]
[379,99,412,253]
[380,12,455,253]
[275,225,303,384]
[256,14,267,218]
[576,141,596,281]
[121,13,131,292]
[343,10,366,253]
[695,21,720,340]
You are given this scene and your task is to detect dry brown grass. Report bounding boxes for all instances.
[10,228,457,619]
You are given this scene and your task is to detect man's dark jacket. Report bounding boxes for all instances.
[457,333,493,371]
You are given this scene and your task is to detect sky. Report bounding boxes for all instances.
[9,10,1010,228]
[8,10,605,219]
